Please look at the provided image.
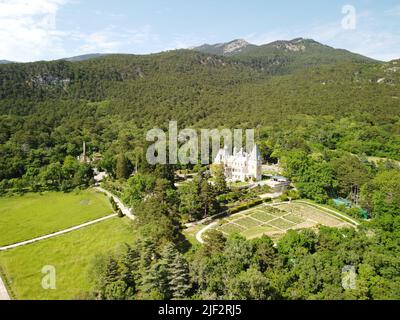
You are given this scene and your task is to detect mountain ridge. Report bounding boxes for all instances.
[193,37,378,60]
[61,53,111,62]
[193,39,258,56]
[194,37,380,75]
[2,37,389,65]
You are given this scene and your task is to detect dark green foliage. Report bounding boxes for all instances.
[361,170,400,217]
[1,43,400,301]
[115,153,130,180]
[251,236,279,272]
[213,164,228,195]
[117,209,125,218]
[203,230,226,256]
[0,51,399,195]
[331,154,373,198]
[179,170,220,221]
[133,177,182,247]
[169,252,191,299]
[109,197,118,212]
[89,253,135,300]
[122,173,157,207]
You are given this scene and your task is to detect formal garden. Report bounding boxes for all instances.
[215,202,355,240]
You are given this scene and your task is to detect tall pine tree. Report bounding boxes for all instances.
[169,253,191,299]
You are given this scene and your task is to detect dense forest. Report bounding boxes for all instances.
[0,47,399,193]
[1,41,399,300]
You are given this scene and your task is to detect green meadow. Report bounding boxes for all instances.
[0,217,135,300]
[0,190,112,247]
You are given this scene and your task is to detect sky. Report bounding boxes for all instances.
[0,0,399,62]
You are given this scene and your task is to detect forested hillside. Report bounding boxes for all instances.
[0,46,399,192]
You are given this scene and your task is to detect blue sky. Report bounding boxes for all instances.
[0,0,399,62]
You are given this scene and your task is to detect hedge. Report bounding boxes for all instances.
[228,197,271,215]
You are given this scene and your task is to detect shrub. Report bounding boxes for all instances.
[287,189,300,200]
[109,197,119,212]
[280,194,289,202]
[117,209,125,218]
[228,198,264,214]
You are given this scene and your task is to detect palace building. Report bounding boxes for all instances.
[214,145,262,182]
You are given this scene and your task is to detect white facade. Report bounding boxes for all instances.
[214,146,262,182]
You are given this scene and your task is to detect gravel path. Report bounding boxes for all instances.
[196,222,219,244]
[95,187,135,221]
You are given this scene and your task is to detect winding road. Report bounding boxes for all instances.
[95,187,135,221]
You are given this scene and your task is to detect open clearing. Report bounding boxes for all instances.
[0,190,112,247]
[216,202,354,240]
[0,217,135,300]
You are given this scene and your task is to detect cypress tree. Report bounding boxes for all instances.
[116,153,129,179]
[214,164,228,195]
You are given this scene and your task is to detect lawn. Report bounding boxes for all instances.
[268,218,296,230]
[234,217,261,228]
[251,211,276,223]
[0,190,112,247]
[284,214,306,224]
[266,207,287,217]
[241,225,279,239]
[218,223,246,234]
[0,217,135,300]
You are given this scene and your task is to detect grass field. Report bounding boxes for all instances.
[0,190,112,246]
[216,202,354,240]
[0,217,135,300]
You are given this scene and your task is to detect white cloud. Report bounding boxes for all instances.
[74,25,159,54]
[0,1,160,60]
[0,0,70,61]
[309,26,400,61]
[75,30,122,53]
[301,12,400,61]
